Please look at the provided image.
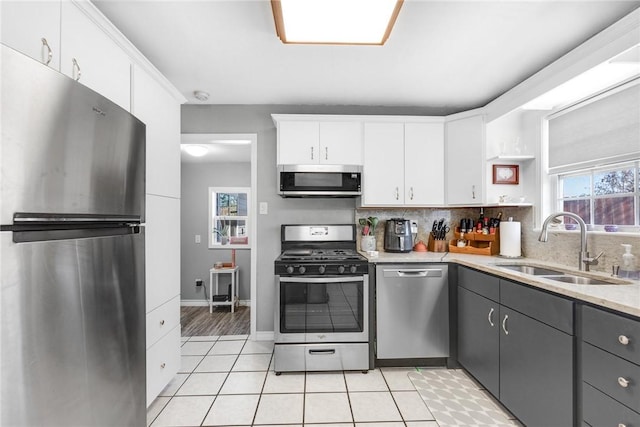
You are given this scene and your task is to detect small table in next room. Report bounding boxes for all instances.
[209,266,239,313]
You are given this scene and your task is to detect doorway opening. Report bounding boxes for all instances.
[179,133,258,338]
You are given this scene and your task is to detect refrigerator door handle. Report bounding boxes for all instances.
[13,212,141,224]
[10,225,141,243]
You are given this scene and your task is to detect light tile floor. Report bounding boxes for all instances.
[148,335,514,427]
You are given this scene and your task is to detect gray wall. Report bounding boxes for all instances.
[181,161,251,301]
[181,105,436,332]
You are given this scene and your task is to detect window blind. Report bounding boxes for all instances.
[548,79,640,174]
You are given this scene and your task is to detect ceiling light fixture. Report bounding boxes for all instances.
[182,145,209,157]
[271,0,403,45]
[193,90,210,102]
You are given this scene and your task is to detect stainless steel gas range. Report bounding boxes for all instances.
[273,224,370,374]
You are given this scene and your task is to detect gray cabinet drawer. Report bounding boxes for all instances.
[583,305,640,365]
[583,382,640,427]
[500,279,574,334]
[458,267,499,302]
[583,342,640,413]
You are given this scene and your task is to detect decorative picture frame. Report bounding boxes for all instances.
[492,164,519,185]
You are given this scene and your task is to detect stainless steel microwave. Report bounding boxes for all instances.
[277,165,362,197]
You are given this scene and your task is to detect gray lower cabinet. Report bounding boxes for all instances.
[457,267,574,427]
[499,306,574,427]
[457,286,499,396]
[580,304,640,426]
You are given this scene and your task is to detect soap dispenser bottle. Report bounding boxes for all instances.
[620,244,637,279]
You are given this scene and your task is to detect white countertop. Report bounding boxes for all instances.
[362,250,640,318]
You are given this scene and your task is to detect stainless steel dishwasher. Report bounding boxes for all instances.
[376,264,449,359]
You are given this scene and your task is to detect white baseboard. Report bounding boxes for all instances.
[253,331,274,341]
[181,299,251,307]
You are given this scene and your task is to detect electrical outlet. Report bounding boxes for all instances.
[195,279,203,287]
[259,202,268,215]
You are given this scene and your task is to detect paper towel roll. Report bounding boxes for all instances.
[500,221,521,257]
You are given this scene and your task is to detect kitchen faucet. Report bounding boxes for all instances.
[538,212,603,271]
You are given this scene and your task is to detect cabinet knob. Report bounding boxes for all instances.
[160,319,165,326]
[409,187,414,200]
[502,314,509,335]
[72,58,81,81]
[618,335,630,345]
[472,185,476,199]
[310,146,314,160]
[487,308,495,327]
[617,377,630,388]
[41,38,52,66]
[325,147,328,160]
[160,363,166,369]
[395,187,399,200]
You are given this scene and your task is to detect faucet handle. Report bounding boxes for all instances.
[584,251,605,266]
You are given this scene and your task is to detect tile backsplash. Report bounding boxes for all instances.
[356,206,638,274]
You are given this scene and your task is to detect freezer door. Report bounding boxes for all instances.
[0,45,145,224]
[0,229,145,426]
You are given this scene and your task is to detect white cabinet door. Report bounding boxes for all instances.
[0,0,61,70]
[60,1,131,111]
[145,194,180,313]
[132,65,181,198]
[446,115,485,205]
[320,121,363,165]
[277,121,319,164]
[405,122,444,205]
[363,122,405,205]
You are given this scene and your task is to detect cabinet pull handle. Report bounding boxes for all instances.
[618,335,630,345]
[41,38,53,66]
[325,147,328,160]
[309,349,335,355]
[409,187,414,200]
[618,377,630,388]
[395,187,399,200]
[310,146,314,160]
[160,362,166,369]
[472,185,476,199]
[487,308,495,326]
[160,319,165,326]
[72,58,81,81]
[502,314,509,335]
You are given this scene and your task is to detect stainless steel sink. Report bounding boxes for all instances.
[546,275,618,285]
[495,264,566,276]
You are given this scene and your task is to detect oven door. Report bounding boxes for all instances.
[275,275,368,343]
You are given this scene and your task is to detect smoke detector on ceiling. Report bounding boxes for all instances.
[193,90,210,102]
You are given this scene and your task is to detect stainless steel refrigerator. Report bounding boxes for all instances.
[1,45,146,426]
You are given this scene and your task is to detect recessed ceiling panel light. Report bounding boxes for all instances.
[182,145,209,157]
[272,0,403,45]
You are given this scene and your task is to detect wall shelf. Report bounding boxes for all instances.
[487,154,535,161]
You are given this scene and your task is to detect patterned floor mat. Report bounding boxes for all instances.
[408,369,522,426]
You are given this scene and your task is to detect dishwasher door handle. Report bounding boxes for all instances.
[384,269,443,278]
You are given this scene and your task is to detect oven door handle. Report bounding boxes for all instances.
[278,276,364,283]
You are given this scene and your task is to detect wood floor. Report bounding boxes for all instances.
[180,305,250,336]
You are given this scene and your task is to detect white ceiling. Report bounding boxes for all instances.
[94,0,640,114]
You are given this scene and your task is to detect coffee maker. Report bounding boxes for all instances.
[384,218,413,253]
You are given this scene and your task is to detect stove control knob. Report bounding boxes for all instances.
[318,265,326,274]
[298,266,306,274]
[350,265,358,274]
[337,265,346,274]
[286,266,294,274]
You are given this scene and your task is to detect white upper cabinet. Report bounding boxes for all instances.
[274,115,363,165]
[362,122,405,205]
[0,0,61,70]
[445,114,485,205]
[404,123,444,205]
[132,64,181,199]
[319,122,363,165]
[277,121,320,164]
[362,120,445,207]
[60,1,131,111]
